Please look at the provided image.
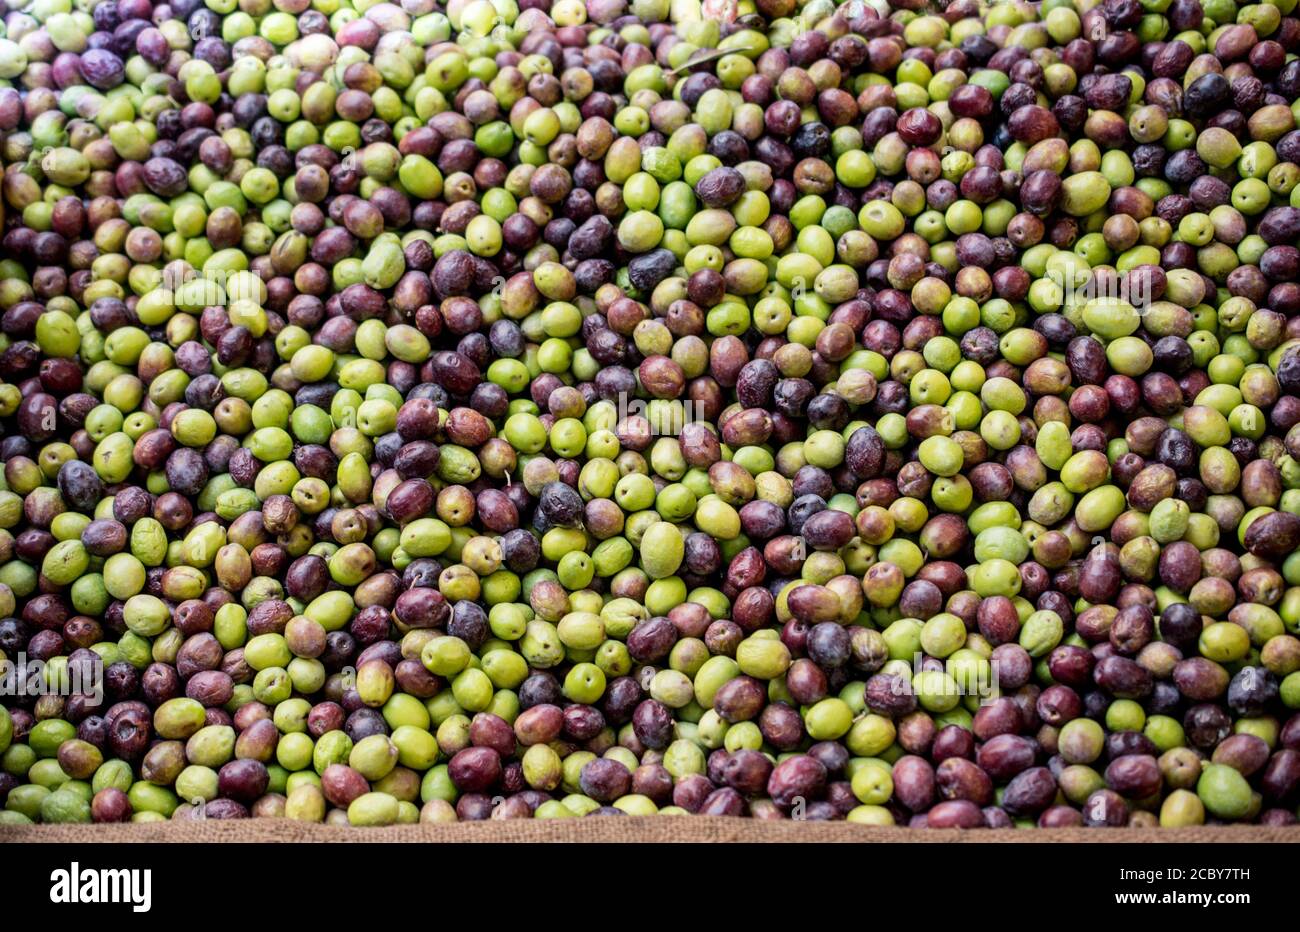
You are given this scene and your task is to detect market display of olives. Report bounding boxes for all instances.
[1,0,1300,831]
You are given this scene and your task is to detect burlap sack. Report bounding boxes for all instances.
[2,819,1296,843]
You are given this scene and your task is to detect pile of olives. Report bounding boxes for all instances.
[1,0,1300,829]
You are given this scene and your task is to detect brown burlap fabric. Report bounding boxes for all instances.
[1,819,1296,843]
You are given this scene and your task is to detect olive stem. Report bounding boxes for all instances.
[669,47,753,75]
